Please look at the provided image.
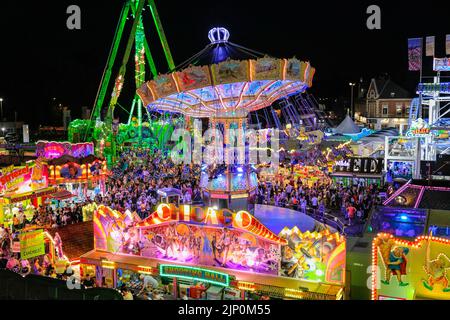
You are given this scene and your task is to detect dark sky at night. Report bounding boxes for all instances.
[0,0,448,127]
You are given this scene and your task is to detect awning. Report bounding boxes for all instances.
[50,190,76,201]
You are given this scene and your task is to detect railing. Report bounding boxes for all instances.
[0,269,123,300]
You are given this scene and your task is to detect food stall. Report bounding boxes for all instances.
[0,161,54,228]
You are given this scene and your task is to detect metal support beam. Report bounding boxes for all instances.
[148,0,175,70]
[85,1,131,141]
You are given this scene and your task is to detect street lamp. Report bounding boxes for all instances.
[349,83,355,119]
[0,98,3,121]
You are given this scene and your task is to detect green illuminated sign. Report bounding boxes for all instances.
[159,264,230,287]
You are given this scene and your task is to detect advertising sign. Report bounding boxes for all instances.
[19,229,45,260]
[333,157,384,174]
[433,58,450,72]
[406,118,430,137]
[0,165,31,192]
[408,38,422,71]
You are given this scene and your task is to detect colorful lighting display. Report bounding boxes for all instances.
[278,227,346,285]
[36,141,94,160]
[372,233,450,300]
[92,204,346,287]
[137,57,315,117]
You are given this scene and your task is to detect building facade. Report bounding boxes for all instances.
[355,77,412,131]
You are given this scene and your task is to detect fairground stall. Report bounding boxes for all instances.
[80,204,346,300]
[384,136,421,183]
[0,160,55,228]
[7,227,73,278]
[259,164,330,188]
[371,233,450,300]
[36,141,108,204]
[330,157,385,187]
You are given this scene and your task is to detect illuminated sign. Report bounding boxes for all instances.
[0,166,29,186]
[7,187,58,204]
[333,158,384,174]
[1,165,15,175]
[407,118,430,137]
[160,264,230,287]
[335,160,350,168]
[417,82,450,94]
[433,58,450,72]
[36,141,94,159]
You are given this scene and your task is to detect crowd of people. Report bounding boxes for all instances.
[96,149,203,219]
[0,144,388,300]
[257,177,383,225]
[29,203,84,229]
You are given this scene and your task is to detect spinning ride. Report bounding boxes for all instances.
[138,28,316,212]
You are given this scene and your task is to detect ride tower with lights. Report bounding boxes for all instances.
[73,0,176,165]
[409,57,450,161]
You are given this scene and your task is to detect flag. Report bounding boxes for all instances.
[447,34,450,55]
[426,36,435,57]
[408,38,423,71]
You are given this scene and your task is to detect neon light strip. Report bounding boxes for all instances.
[414,186,426,208]
[425,186,450,191]
[184,91,216,112]
[214,86,227,112]
[234,82,249,110]
[383,180,412,206]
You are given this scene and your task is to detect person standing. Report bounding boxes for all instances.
[311,195,318,215]
[346,204,356,226]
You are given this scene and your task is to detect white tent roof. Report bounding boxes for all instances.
[334,115,361,134]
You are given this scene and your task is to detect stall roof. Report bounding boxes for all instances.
[50,190,76,201]
[47,154,104,166]
[334,116,361,134]
[359,127,399,143]
[4,187,59,204]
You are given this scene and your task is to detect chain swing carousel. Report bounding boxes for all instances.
[137,27,315,213]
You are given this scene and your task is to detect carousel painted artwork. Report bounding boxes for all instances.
[93,204,287,276]
[372,233,450,300]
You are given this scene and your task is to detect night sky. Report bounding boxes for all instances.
[0,0,448,127]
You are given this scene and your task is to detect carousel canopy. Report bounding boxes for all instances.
[137,28,315,118]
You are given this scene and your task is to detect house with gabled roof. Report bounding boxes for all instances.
[355,77,413,130]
